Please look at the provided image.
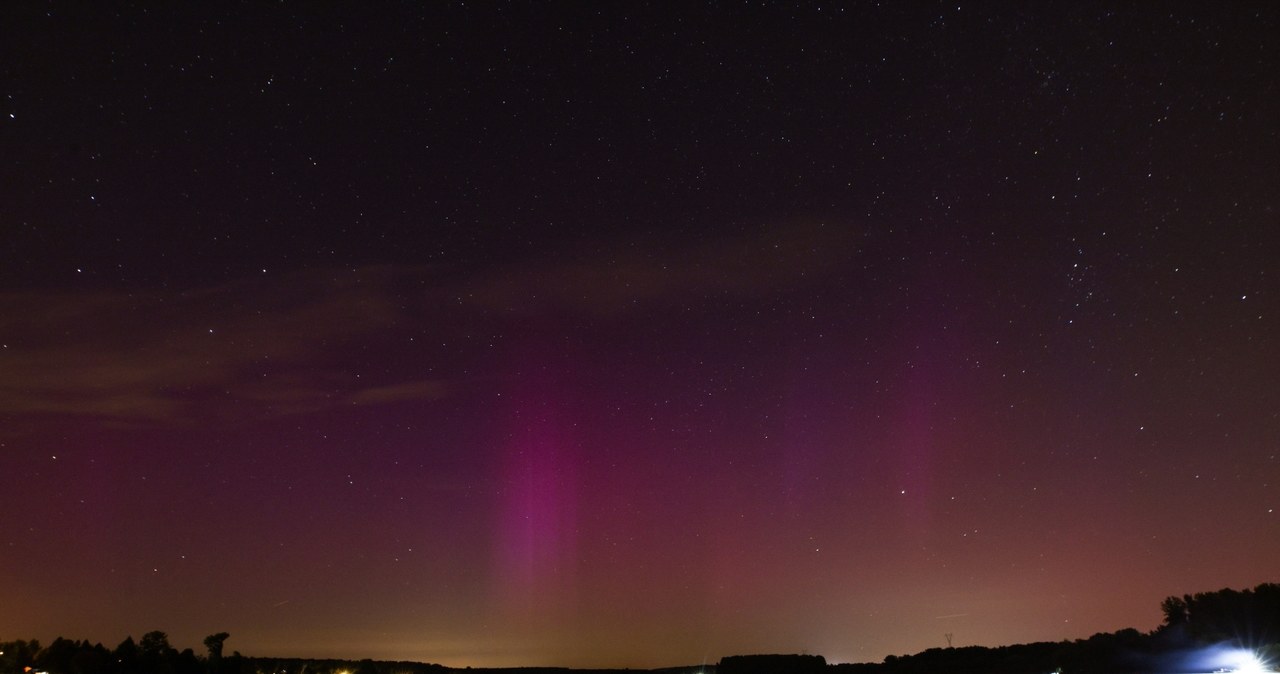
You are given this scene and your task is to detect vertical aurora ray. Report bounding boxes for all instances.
[489,347,583,626]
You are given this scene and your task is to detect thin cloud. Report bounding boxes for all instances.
[459,221,863,314]
[349,379,448,406]
[0,224,859,425]
[0,268,447,425]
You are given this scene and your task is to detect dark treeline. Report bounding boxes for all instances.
[719,655,825,674]
[4,584,1277,674]
[0,633,446,674]
[833,583,1280,674]
[830,629,1154,674]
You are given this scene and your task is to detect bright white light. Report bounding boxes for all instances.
[1182,646,1276,674]
[1219,648,1272,674]
[1232,653,1268,673]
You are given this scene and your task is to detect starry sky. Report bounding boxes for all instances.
[1,2,1278,669]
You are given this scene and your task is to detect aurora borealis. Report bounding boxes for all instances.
[1,3,1277,669]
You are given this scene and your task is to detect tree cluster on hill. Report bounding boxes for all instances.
[831,583,1279,674]
[0,633,447,674]
[0,632,204,674]
[831,628,1154,674]
[1159,583,1280,646]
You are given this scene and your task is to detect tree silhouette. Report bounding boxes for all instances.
[114,636,141,673]
[1160,595,1189,627]
[176,648,204,674]
[72,641,112,674]
[139,631,172,659]
[1159,583,1280,646]
[0,639,42,672]
[34,637,79,673]
[139,631,175,674]
[204,633,230,674]
[204,633,229,658]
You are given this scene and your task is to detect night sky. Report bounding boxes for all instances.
[2,2,1278,669]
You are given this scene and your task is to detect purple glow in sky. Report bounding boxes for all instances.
[1,2,1277,668]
